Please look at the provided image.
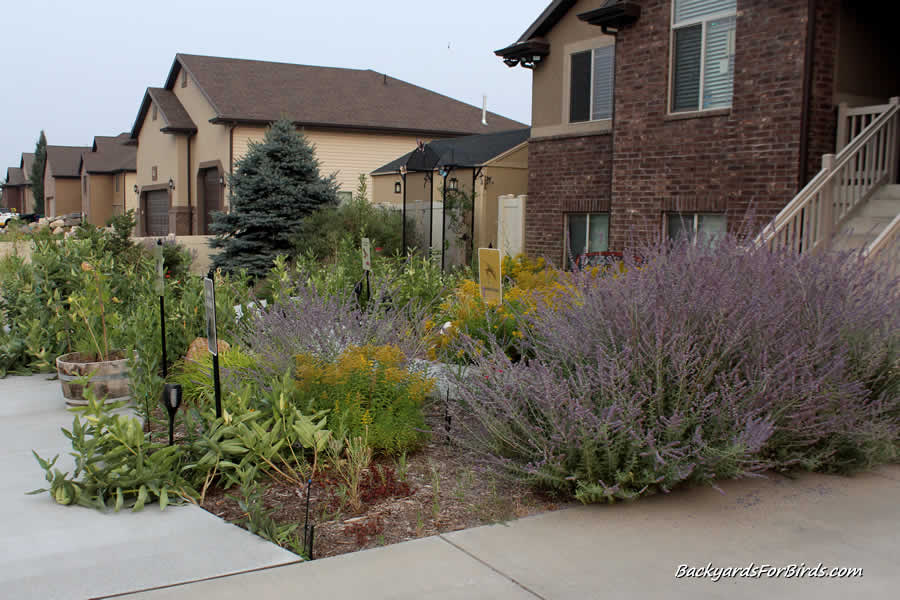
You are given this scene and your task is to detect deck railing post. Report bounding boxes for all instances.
[819,154,835,251]
[889,98,899,184]
[836,102,849,151]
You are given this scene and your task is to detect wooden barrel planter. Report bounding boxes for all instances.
[56,351,131,406]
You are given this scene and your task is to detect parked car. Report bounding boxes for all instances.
[0,209,20,227]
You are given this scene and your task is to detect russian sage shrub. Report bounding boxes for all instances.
[449,238,899,502]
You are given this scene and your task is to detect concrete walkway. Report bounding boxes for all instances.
[0,375,298,600]
[3,375,899,599]
[121,463,900,598]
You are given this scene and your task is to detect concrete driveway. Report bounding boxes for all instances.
[0,374,298,600]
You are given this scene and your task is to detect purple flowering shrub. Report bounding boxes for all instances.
[449,238,899,502]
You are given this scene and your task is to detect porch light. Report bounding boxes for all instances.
[218,175,226,186]
[168,178,175,191]
[394,182,402,193]
[133,184,139,194]
[449,177,458,191]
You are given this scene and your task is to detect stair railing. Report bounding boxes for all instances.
[757,97,899,253]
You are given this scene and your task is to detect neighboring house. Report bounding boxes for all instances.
[80,133,137,226]
[371,128,530,252]
[129,53,525,237]
[496,0,900,265]
[44,145,91,218]
[2,167,27,213]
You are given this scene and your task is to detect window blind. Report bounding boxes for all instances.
[672,25,702,112]
[591,46,615,120]
[674,0,736,23]
[702,16,736,109]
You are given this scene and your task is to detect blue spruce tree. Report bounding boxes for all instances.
[210,119,338,278]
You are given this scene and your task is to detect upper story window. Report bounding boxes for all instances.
[152,104,158,121]
[569,45,615,123]
[181,70,188,88]
[670,0,736,113]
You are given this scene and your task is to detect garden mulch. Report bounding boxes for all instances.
[164,401,571,559]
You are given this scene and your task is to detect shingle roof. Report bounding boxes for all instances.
[169,53,525,135]
[21,153,35,177]
[5,166,26,186]
[130,88,197,138]
[83,133,137,174]
[46,146,90,178]
[372,128,530,174]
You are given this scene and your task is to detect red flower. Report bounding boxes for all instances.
[375,247,383,252]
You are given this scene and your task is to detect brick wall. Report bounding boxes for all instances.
[608,0,813,250]
[805,0,839,184]
[526,134,612,262]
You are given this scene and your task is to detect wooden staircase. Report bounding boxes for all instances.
[758,97,900,259]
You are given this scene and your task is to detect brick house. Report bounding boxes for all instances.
[496,0,899,265]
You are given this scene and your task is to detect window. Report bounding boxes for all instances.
[152,166,158,182]
[569,45,615,123]
[337,191,352,205]
[115,174,119,193]
[83,176,87,194]
[667,212,726,244]
[181,70,188,88]
[671,0,736,112]
[566,213,609,267]
[152,104,157,121]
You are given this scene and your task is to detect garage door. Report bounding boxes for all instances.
[146,190,169,236]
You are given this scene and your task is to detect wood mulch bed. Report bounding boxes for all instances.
[191,401,570,559]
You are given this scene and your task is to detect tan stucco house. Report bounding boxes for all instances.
[2,153,37,214]
[44,145,91,218]
[372,128,529,252]
[80,133,137,226]
[129,53,525,237]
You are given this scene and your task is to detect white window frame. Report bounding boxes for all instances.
[665,212,727,244]
[565,212,610,267]
[668,1,737,114]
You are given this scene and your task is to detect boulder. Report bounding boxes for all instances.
[52,226,64,235]
[184,337,231,363]
[49,219,65,228]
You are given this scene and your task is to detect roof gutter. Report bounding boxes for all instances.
[207,117,509,138]
[797,0,816,189]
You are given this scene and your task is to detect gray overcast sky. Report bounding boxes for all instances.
[1,0,545,172]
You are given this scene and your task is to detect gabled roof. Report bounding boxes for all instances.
[83,133,137,174]
[45,146,91,178]
[130,87,198,138]
[21,153,35,177]
[5,166,26,187]
[161,53,525,135]
[372,128,531,174]
[514,0,579,43]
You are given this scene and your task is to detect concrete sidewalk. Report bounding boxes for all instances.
[0,375,298,600]
[119,463,900,599]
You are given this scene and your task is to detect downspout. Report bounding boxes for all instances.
[798,0,817,190]
[471,166,483,265]
[187,133,193,234]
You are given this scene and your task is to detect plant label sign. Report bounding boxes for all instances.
[478,247,502,304]
[361,237,372,272]
[204,276,218,355]
[154,242,164,295]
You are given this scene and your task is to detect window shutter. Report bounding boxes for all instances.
[591,46,615,120]
[674,0,736,23]
[702,16,736,109]
[569,51,592,123]
[672,25,702,112]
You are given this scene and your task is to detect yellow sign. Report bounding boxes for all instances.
[478,248,502,304]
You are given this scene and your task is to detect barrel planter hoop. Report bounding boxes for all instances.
[56,351,131,406]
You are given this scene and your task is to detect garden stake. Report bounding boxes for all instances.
[156,240,167,380]
[204,269,222,418]
[308,524,315,560]
[444,389,452,445]
[302,478,312,550]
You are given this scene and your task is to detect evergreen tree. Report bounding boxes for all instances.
[30,131,47,215]
[210,119,338,278]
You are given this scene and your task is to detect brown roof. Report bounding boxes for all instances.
[5,167,26,186]
[21,152,35,176]
[130,88,197,138]
[165,53,525,135]
[83,133,137,174]
[46,145,90,178]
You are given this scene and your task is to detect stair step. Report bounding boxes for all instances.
[832,232,877,252]
[872,184,900,201]
[857,195,900,218]
[839,216,893,236]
